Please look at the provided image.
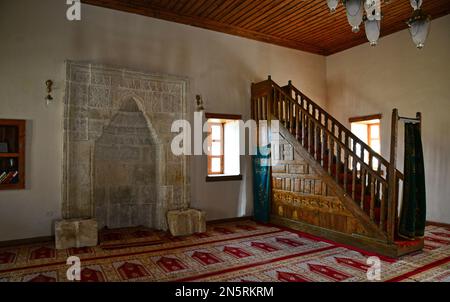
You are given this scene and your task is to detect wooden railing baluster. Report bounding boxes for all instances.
[335,144,339,183]
[352,152,357,200]
[344,148,349,190]
[361,168,366,209]
[289,102,294,133]
[380,184,387,230]
[308,116,312,154]
[321,120,326,166]
[329,137,334,176]
[370,177,375,220]
[314,123,319,160]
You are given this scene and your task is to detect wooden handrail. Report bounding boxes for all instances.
[269,81,387,184]
[287,82,391,170]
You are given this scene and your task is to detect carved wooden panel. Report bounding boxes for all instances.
[272,135,330,197]
[273,190,351,217]
[272,190,367,236]
[271,133,368,236]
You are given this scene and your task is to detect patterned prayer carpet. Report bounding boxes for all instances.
[0,220,448,282]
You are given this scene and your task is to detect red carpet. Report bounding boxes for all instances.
[0,221,448,282]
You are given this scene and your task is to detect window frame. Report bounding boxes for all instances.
[349,114,382,152]
[207,122,224,175]
[349,114,382,171]
[205,112,242,181]
[367,122,381,152]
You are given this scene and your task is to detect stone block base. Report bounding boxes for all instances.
[55,218,98,250]
[167,209,206,236]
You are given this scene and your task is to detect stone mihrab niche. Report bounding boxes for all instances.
[62,61,190,232]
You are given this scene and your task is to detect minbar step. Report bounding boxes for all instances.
[270,215,424,258]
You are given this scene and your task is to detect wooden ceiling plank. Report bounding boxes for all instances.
[284,10,356,40]
[251,1,308,32]
[259,0,322,35]
[175,0,196,14]
[188,0,219,16]
[211,0,246,21]
[198,0,225,17]
[205,0,238,19]
[182,0,210,16]
[82,0,327,54]
[240,0,298,29]
[229,0,280,26]
[265,2,331,36]
[173,0,192,11]
[219,0,260,24]
[165,0,185,11]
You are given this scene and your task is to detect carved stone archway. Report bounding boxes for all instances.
[62,61,190,230]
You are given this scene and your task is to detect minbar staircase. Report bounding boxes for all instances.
[251,76,424,257]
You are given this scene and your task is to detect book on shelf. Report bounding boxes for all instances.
[0,171,19,184]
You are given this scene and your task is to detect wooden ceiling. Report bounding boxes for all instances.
[82,0,450,55]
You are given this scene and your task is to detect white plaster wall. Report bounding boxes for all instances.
[326,15,450,224]
[0,0,327,241]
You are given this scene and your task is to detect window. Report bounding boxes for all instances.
[205,113,242,181]
[207,122,224,175]
[349,114,382,169]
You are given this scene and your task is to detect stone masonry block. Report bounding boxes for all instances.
[55,218,98,250]
[167,208,206,236]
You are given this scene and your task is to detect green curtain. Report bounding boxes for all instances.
[252,144,271,223]
[399,122,426,239]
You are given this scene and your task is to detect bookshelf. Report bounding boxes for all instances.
[0,119,25,190]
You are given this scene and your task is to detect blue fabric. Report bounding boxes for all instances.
[252,144,271,223]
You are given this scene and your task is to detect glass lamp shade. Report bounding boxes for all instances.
[408,9,431,49]
[344,0,364,33]
[364,0,381,21]
[410,0,423,10]
[365,19,380,46]
[327,0,340,12]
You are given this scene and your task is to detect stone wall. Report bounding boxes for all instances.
[63,62,190,230]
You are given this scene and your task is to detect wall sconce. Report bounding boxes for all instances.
[45,80,54,105]
[195,95,205,112]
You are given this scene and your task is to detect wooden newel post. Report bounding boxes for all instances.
[387,108,399,243]
[416,112,422,132]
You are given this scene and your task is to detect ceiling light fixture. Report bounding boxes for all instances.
[343,0,364,33]
[364,16,381,46]
[326,0,432,48]
[327,0,340,12]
